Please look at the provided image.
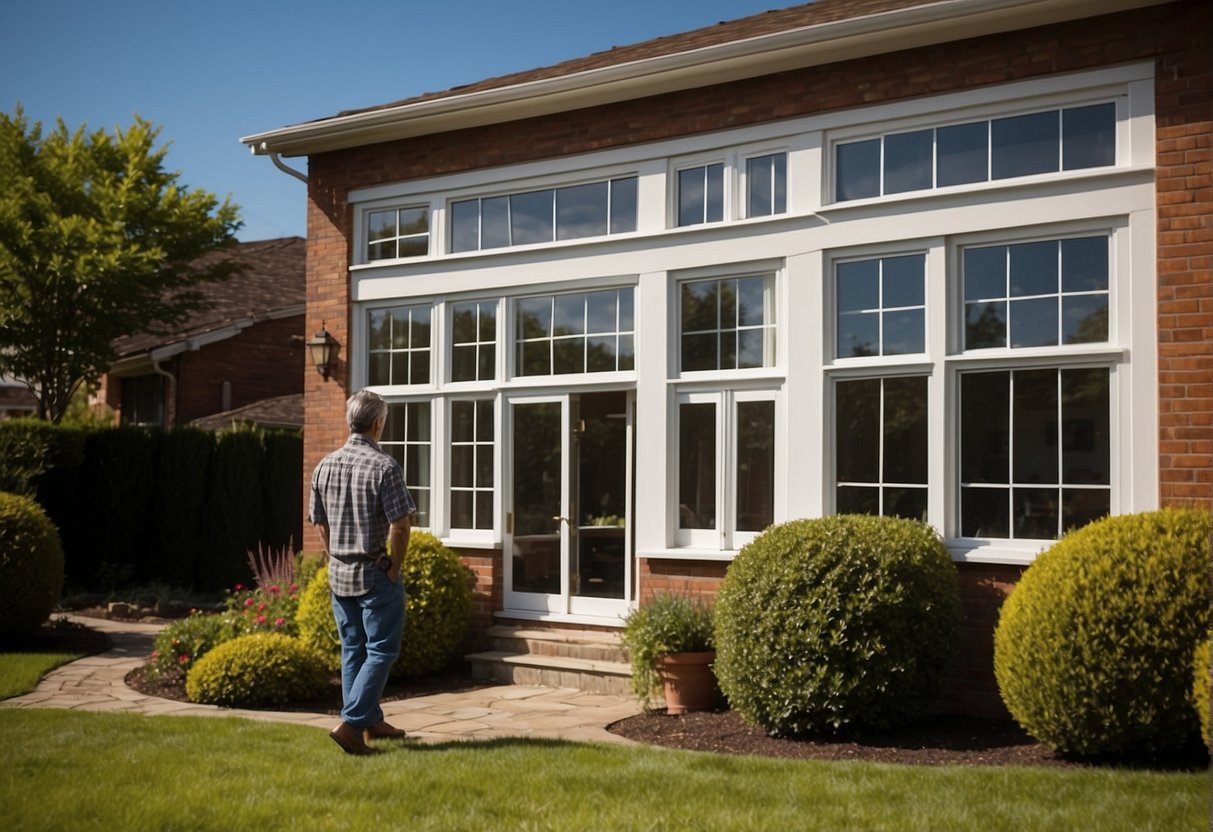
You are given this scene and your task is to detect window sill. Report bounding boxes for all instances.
[948,539,1050,566]
[638,548,737,562]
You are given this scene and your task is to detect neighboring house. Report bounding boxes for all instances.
[243,0,1210,716]
[0,374,37,420]
[97,237,306,430]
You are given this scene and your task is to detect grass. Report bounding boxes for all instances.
[0,709,1205,831]
[0,648,88,699]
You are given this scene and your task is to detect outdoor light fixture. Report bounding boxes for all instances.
[307,322,338,380]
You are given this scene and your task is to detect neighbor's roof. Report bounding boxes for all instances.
[189,393,303,432]
[241,0,1168,157]
[111,236,305,361]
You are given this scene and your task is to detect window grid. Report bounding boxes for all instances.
[450,300,498,383]
[449,399,494,531]
[680,275,775,372]
[366,206,429,261]
[745,153,787,218]
[368,305,432,386]
[381,401,432,528]
[835,254,926,359]
[514,288,635,378]
[677,162,724,226]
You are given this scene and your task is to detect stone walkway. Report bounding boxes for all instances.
[1,615,641,746]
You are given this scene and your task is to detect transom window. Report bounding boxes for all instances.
[450,300,497,382]
[449,399,494,531]
[368,305,432,386]
[835,376,928,520]
[514,288,635,377]
[677,162,724,226]
[451,177,637,252]
[836,102,1115,201]
[680,275,775,372]
[745,153,787,217]
[382,401,432,527]
[836,254,926,358]
[963,236,1109,349]
[366,206,429,261]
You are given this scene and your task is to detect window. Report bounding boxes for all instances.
[680,275,775,372]
[368,305,432,386]
[959,368,1110,540]
[450,300,497,382]
[835,376,928,520]
[677,163,724,226]
[745,153,787,217]
[677,391,776,549]
[366,206,428,261]
[120,374,165,426]
[835,254,925,358]
[381,401,432,527]
[451,177,637,252]
[963,236,1108,350]
[449,399,494,531]
[835,102,1115,200]
[515,288,634,377]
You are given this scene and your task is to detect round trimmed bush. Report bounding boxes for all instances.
[994,508,1211,757]
[185,632,329,707]
[714,514,959,736]
[296,531,473,677]
[0,491,65,638]
[1195,639,1211,749]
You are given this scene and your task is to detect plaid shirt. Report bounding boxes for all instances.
[309,433,416,597]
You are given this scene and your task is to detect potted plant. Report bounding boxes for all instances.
[622,592,717,713]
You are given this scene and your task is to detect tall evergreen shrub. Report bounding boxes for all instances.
[83,427,157,583]
[260,430,302,550]
[154,428,215,587]
[0,420,85,497]
[200,427,264,589]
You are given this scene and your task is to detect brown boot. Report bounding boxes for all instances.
[329,721,374,755]
[364,721,408,742]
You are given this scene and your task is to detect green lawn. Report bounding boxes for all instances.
[0,709,1205,831]
[0,650,87,699]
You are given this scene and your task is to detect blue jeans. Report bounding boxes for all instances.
[330,568,405,728]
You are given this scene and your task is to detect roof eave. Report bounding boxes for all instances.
[241,0,1168,158]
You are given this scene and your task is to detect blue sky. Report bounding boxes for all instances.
[1,1,791,242]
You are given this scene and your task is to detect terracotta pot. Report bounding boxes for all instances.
[656,651,717,714]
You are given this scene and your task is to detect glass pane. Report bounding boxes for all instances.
[481,196,510,249]
[451,304,476,343]
[398,236,427,258]
[368,240,394,261]
[391,353,409,385]
[836,378,880,483]
[736,330,765,369]
[616,334,634,371]
[518,341,550,376]
[476,400,494,440]
[1061,368,1109,485]
[882,254,924,308]
[452,446,473,488]
[451,401,474,441]
[406,402,430,442]
[450,200,480,252]
[552,338,583,374]
[837,139,880,200]
[367,210,396,241]
[510,189,553,245]
[678,167,705,226]
[1014,487,1059,538]
[885,487,927,522]
[719,331,736,370]
[681,280,718,332]
[475,491,493,530]
[556,181,608,241]
[773,153,786,214]
[1009,241,1058,297]
[610,177,638,234]
[618,289,634,331]
[517,297,551,339]
[478,301,497,340]
[451,491,473,529]
[992,110,1059,179]
[961,371,1009,483]
[586,335,616,372]
[384,405,405,441]
[368,309,391,351]
[368,353,390,386]
[1010,297,1058,348]
[478,345,496,380]
[937,121,988,186]
[747,154,777,216]
[1062,488,1109,533]
[1062,102,1115,170]
[883,309,924,355]
[837,260,879,313]
[705,163,724,222]
[961,487,1009,538]
[737,276,767,327]
[476,445,493,486]
[883,376,928,484]
[678,402,716,530]
[409,307,432,348]
[511,402,561,593]
[838,312,879,358]
[411,350,430,384]
[837,485,879,515]
[964,246,1006,301]
[452,345,476,383]
[1061,236,1108,292]
[1012,369,1058,484]
[586,290,617,333]
[553,294,585,337]
[399,206,427,234]
[884,129,933,194]
[736,400,774,532]
[1063,295,1108,344]
[965,301,1006,349]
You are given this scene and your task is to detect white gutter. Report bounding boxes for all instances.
[241,0,1169,157]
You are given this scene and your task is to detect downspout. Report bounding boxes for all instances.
[151,359,177,427]
[265,148,308,184]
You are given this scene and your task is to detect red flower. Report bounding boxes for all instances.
[256,615,267,625]
[274,617,286,627]
[245,598,255,607]
[234,584,244,591]
[178,654,190,664]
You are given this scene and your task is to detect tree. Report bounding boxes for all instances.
[0,107,241,422]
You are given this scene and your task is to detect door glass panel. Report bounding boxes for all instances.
[574,392,628,599]
[511,402,561,594]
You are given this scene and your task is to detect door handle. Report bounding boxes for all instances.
[550,516,570,525]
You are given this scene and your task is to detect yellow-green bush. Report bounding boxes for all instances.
[714,515,959,736]
[994,508,1212,757]
[1195,638,1211,749]
[184,632,329,707]
[0,492,65,638]
[296,532,474,677]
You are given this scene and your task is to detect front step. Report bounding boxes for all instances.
[466,624,633,696]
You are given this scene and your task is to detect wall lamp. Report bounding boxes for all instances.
[307,321,339,380]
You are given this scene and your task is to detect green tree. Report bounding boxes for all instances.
[0,107,240,422]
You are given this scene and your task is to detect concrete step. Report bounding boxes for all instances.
[486,624,627,664]
[467,624,634,696]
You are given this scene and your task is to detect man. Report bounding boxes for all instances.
[310,389,415,755]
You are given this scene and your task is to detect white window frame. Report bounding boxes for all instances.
[445,395,499,545]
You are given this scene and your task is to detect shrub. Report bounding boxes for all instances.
[184,633,329,708]
[714,515,959,736]
[296,532,474,677]
[1195,639,1211,749]
[0,492,66,638]
[148,610,240,678]
[622,593,715,709]
[224,580,301,636]
[0,420,85,497]
[994,508,1212,757]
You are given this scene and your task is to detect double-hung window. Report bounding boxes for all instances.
[679,274,775,372]
[368,304,432,386]
[380,401,432,527]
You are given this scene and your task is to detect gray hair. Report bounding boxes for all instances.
[347,389,388,434]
